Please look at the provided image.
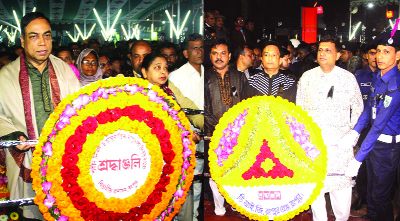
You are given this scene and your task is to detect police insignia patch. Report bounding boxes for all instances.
[384,95,392,108]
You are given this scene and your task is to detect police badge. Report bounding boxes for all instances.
[384,95,392,108]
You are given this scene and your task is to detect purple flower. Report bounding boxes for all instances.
[42,182,52,192]
[63,104,77,118]
[54,208,60,215]
[97,87,109,99]
[107,87,117,96]
[40,158,46,166]
[44,194,55,208]
[162,102,169,111]
[168,206,172,213]
[173,188,184,198]
[43,142,53,157]
[58,215,69,221]
[59,115,70,125]
[55,121,66,131]
[183,148,193,159]
[48,130,57,140]
[72,94,90,110]
[125,84,139,95]
[90,90,99,102]
[161,211,166,218]
[148,90,158,102]
[40,165,48,176]
[183,160,191,170]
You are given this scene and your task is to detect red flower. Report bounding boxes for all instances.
[147,191,162,203]
[162,164,174,175]
[110,108,122,122]
[83,117,98,133]
[68,186,84,203]
[62,153,79,166]
[96,111,112,124]
[139,203,154,214]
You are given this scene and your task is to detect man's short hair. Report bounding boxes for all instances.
[183,33,203,50]
[129,40,151,54]
[234,44,252,62]
[159,42,177,52]
[204,10,215,18]
[297,43,311,53]
[88,39,100,46]
[210,39,231,53]
[281,48,290,57]
[319,36,341,53]
[56,46,73,57]
[20,12,51,37]
[245,19,254,26]
[262,41,283,58]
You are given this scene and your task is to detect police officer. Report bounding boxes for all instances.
[345,30,400,221]
[351,44,379,211]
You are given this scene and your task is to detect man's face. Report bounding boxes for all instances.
[57,50,73,65]
[287,45,295,62]
[210,44,231,70]
[317,42,340,69]
[130,42,152,74]
[235,17,245,28]
[20,18,52,65]
[262,45,282,71]
[253,48,262,67]
[99,55,113,77]
[367,49,377,69]
[205,13,216,27]
[297,49,309,62]
[184,39,204,66]
[71,45,81,58]
[240,47,254,69]
[216,17,224,29]
[281,55,291,70]
[376,45,400,73]
[340,50,352,63]
[160,47,177,68]
[245,22,254,31]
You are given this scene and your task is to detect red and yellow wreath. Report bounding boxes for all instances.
[31,76,196,221]
[209,96,327,221]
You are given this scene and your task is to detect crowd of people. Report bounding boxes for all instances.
[0,8,399,221]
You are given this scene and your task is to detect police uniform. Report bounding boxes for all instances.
[351,63,379,210]
[352,31,400,221]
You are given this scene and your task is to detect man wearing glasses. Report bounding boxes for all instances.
[230,16,247,53]
[0,12,80,220]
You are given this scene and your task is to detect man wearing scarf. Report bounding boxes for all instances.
[0,12,80,219]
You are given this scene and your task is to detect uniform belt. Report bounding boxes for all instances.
[377,134,400,143]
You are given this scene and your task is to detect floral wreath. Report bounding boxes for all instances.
[31,76,196,221]
[209,96,327,221]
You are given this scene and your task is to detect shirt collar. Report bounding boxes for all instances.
[378,65,399,84]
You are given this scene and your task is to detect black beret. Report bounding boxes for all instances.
[373,30,400,48]
[340,41,357,54]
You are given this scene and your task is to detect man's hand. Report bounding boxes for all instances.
[192,131,200,144]
[15,135,34,151]
[339,130,360,148]
[345,158,362,177]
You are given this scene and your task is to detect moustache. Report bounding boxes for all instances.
[214,59,223,63]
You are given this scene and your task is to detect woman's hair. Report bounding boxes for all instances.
[82,51,98,63]
[142,53,167,70]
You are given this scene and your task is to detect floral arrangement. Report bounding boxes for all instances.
[31,76,196,221]
[209,96,327,221]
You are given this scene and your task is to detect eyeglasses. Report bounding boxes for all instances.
[82,60,97,66]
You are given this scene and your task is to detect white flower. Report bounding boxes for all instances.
[0,215,9,221]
